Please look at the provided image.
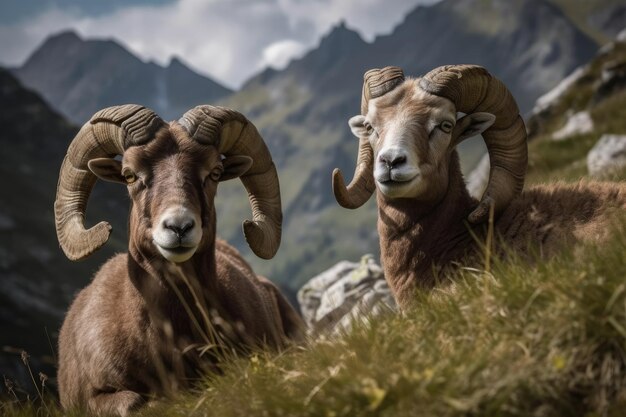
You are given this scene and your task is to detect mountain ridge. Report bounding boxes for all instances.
[13,30,232,124]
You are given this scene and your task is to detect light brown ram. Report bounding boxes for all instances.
[333,65,626,308]
[55,104,304,416]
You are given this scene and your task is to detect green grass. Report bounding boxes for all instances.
[5,217,626,416]
[150,222,626,417]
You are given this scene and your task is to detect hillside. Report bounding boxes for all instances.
[548,0,626,43]
[12,31,232,124]
[214,0,600,296]
[525,32,626,183]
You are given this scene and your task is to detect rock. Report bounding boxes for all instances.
[587,134,626,178]
[465,153,490,199]
[297,255,396,335]
[592,59,626,104]
[532,66,586,115]
[552,111,594,140]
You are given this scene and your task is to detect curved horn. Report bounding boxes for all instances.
[179,105,282,260]
[55,105,165,260]
[419,65,527,224]
[333,66,405,209]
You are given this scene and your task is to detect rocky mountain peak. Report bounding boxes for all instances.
[13,32,232,123]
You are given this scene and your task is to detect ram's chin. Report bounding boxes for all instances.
[156,245,197,263]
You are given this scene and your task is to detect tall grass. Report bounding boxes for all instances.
[4,219,625,416]
[135,218,626,417]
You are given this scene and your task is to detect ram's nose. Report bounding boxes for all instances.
[378,147,408,170]
[153,206,202,249]
[163,218,195,239]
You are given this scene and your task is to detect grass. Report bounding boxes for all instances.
[3,214,626,416]
[147,220,626,417]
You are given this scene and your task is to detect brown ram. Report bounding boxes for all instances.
[55,104,304,415]
[333,65,626,308]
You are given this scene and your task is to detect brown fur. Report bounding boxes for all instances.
[365,80,626,308]
[58,124,304,416]
[378,149,626,308]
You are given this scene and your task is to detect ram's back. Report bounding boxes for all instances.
[494,181,626,256]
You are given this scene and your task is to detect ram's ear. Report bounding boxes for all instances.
[348,115,368,138]
[87,158,125,184]
[220,155,253,182]
[452,112,496,146]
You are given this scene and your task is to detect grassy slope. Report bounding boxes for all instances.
[527,41,626,184]
[4,212,625,416]
[150,222,626,417]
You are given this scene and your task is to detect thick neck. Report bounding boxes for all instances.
[127,235,220,337]
[377,152,479,306]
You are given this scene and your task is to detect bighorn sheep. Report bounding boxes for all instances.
[333,65,626,308]
[55,104,304,416]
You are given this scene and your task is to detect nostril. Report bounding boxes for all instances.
[180,220,194,235]
[391,155,406,167]
[164,220,195,238]
[379,151,407,168]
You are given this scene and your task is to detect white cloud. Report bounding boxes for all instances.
[261,39,307,70]
[0,0,441,88]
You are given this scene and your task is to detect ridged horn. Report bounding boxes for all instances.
[419,65,527,224]
[179,105,282,260]
[54,105,165,261]
[333,66,405,209]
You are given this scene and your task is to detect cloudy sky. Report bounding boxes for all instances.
[0,0,440,89]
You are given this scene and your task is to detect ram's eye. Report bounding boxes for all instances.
[440,120,454,133]
[207,169,222,183]
[364,123,374,134]
[122,168,137,184]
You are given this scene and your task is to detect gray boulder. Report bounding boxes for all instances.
[552,111,594,140]
[587,134,626,178]
[297,255,396,335]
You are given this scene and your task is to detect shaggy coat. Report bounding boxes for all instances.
[57,124,304,416]
[378,150,626,307]
[337,70,626,309]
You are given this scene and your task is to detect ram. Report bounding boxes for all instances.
[55,104,304,416]
[333,65,626,308]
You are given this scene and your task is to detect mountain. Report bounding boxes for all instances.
[548,0,626,43]
[0,68,129,389]
[214,0,600,296]
[13,30,232,124]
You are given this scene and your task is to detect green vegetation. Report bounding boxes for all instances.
[154,219,626,417]
[3,215,626,416]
